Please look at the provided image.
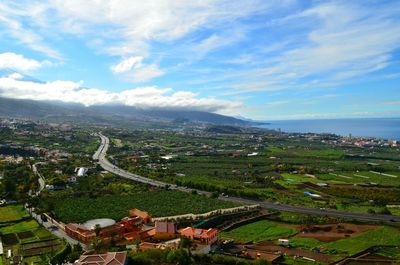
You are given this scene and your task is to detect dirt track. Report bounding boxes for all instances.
[295,223,380,242]
[246,241,333,263]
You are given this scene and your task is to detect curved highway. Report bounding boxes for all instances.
[93,133,400,224]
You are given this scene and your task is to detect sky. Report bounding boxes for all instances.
[0,0,399,120]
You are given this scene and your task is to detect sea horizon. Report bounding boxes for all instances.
[257,117,400,140]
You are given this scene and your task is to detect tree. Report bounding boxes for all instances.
[94,224,102,236]
[166,249,192,265]
[91,237,103,253]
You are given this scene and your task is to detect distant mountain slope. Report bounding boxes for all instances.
[0,97,256,126]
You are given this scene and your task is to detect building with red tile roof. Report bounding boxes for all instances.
[178,227,218,245]
[129,209,151,223]
[118,216,142,234]
[153,221,176,240]
[65,223,96,243]
[71,251,127,265]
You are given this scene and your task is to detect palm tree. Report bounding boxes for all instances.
[91,237,103,253]
[94,224,102,236]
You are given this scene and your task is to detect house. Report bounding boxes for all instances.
[138,242,168,251]
[119,217,142,234]
[71,251,127,265]
[65,223,96,243]
[68,176,77,183]
[137,239,180,252]
[178,227,218,245]
[153,221,177,240]
[129,209,151,223]
[76,167,87,177]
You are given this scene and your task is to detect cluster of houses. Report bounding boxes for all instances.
[65,208,219,254]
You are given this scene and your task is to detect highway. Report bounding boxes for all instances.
[93,133,400,224]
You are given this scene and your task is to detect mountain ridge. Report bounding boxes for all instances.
[0,96,262,126]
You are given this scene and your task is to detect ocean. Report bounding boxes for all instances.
[258,118,400,140]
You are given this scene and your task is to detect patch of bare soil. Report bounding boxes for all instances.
[295,223,381,242]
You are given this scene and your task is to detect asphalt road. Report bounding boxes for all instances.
[28,163,86,248]
[32,162,46,196]
[27,207,84,247]
[94,133,400,224]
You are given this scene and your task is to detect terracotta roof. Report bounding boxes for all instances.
[141,228,156,237]
[178,227,218,239]
[155,221,176,234]
[129,209,150,219]
[139,242,162,250]
[73,251,126,265]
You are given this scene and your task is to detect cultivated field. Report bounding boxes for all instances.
[0,205,29,223]
[0,205,63,265]
[219,220,297,243]
[53,190,238,223]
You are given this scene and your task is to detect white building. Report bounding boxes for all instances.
[77,167,88,177]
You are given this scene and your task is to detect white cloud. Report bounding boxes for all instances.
[208,1,400,94]
[110,56,164,82]
[110,56,143,74]
[48,0,270,53]
[0,74,241,113]
[0,3,62,59]
[0,52,50,72]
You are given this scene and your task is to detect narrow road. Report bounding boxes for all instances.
[28,163,85,248]
[27,207,84,248]
[93,133,400,224]
[32,162,45,196]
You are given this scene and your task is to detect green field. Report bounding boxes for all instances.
[0,205,29,223]
[106,128,400,216]
[0,205,63,265]
[325,227,400,256]
[290,226,400,258]
[219,220,298,243]
[0,220,39,234]
[53,190,238,223]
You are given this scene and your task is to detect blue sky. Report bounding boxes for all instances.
[0,0,399,120]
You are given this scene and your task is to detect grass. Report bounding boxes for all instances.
[281,256,325,265]
[53,190,239,223]
[0,205,61,264]
[219,220,298,243]
[0,220,39,234]
[288,226,400,259]
[388,207,400,217]
[34,228,53,240]
[0,205,29,223]
[290,237,323,249]
[376,247,400,259]
[324,227,400,256]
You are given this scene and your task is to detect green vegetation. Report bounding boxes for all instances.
[289,226,400,259]
[0,219,39,234]
[105,128,400,214]
[376,247,400,259]
[0,163,37,200]
[53,190,238,223]
[0,205,29,223]
[219,220,297,243]
[0,205,64,265]
[325,227,400,256]
[128,248,269,265]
